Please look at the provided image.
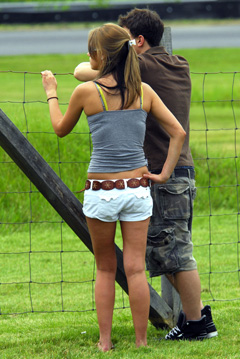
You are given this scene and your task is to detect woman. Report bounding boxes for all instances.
[42,23,186,352]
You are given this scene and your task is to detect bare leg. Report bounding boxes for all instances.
[120,218,150,348]
[166,270,204,321]
[86,217,117,352]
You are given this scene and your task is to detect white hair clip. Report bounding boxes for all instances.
[129,39,136,46]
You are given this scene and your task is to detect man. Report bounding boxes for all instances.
[118,8,218,340]
[74,9,218,340]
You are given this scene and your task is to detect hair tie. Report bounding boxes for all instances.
[129,39,136,47]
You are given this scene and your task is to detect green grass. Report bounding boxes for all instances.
[0,302,239,359]
[0,49,240,357]
[0,221,240,358]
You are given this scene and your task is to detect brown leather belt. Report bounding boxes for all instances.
[85,177,149,191]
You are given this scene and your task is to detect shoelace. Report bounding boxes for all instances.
[166,325,181,338]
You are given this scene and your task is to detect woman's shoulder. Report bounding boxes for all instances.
[141,82,156,99]
[141,82,159,113]
[141,82,153,92]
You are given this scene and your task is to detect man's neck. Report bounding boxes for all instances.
[138,43,151,55]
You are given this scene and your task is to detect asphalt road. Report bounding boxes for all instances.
[1,24,240,56]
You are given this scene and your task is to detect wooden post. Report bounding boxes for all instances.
[160,27,173,55]
[161,275,182,326]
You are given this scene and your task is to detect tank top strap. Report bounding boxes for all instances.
[93,82,108,111]
[94,81,143,111]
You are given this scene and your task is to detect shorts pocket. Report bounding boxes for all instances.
[157,182,194,220]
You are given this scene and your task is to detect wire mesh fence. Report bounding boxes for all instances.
[0,70,239,316]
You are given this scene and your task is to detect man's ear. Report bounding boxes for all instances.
[136,35,145,47]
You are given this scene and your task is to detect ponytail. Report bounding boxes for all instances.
[124,41,141,108]
[88,23,142,109]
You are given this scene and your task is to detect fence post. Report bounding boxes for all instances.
[160,27,173,55]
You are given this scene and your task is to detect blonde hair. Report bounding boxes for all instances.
[88,23,141,109]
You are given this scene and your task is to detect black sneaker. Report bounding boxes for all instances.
[165,311,208,341]
[201,305,218,338]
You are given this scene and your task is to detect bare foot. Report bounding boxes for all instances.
[136,340,147,348]
[97,341,114,352]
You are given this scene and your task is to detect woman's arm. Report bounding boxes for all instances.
[42,70,85,137]
[74,62,99,82]
[142,83,186,183]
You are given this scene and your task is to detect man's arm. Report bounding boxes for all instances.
[74,62,99,82]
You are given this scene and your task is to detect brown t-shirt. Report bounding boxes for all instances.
[138,46,194,171]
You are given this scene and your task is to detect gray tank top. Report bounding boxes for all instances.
[87,82,148,173]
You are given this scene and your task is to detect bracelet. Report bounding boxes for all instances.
[47,96,58,102]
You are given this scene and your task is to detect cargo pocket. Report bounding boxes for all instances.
[146,225,179,276]
[157,182,193,220]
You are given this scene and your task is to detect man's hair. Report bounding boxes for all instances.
[118,8,164,47]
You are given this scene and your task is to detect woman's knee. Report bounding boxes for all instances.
[124,262,145,279]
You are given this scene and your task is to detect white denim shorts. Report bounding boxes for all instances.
[83,182,153,222]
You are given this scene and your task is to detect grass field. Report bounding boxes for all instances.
[0,47,240,358]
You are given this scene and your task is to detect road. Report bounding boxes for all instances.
[1,24,240,56]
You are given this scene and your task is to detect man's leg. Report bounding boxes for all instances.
[166,269,203,321]
[166,271,218,339]
[146,174,210,339]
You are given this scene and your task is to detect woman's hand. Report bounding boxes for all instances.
[41,70,58,98]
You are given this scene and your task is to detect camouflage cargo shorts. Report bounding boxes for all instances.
[146,169,197,277]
